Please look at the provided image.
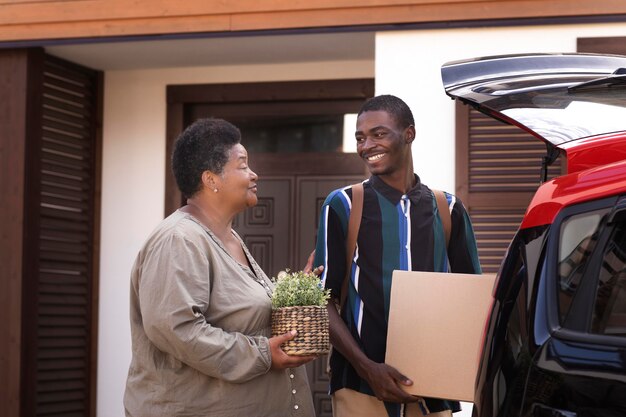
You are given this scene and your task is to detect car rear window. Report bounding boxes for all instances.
[558,208,610,323]
[500,83,626,145]
[591,210,626,337]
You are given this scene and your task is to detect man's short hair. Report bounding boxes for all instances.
[358,94,415,129]
[171,118,241,199]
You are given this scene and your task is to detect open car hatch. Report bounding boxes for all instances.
[441,53,626,148]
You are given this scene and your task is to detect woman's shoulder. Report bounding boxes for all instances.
[143,210,213,250]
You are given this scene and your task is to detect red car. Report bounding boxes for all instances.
[442,53,626,417]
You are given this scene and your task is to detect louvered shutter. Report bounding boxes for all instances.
[22,53,101,417]
[456,102,562,273]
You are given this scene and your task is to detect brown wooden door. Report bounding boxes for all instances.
[235,174,365,279]
[298,176,367,415]
[234,177,293,278]
[166,79,373,416]
[164,79,374,216]
[234,154,364,417]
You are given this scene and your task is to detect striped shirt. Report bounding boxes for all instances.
[314,174,481,416]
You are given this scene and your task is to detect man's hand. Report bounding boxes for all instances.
[358,361,419,403]
[269,330,316,369]
[326,304,418,404]
[303,250,324,276]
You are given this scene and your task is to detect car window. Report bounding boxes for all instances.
[591,210,626,337]
[558,208,610,323]
[504,95,626,145]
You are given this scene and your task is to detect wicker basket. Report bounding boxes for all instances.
[271,305,330,356]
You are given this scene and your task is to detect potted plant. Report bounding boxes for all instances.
[271,270,331,356]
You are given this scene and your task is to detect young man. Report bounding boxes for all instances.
[313,95,482,417]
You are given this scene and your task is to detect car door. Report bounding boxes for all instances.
[525,197,626,417]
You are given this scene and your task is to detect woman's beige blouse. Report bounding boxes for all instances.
[124,210,315,417]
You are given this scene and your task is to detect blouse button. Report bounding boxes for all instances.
[292,389,297,394]
[294,405,299,410]
[289,373,294,379]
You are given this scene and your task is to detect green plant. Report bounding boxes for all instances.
[271,270,331,308]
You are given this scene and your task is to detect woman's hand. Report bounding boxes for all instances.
[269,330,317,369]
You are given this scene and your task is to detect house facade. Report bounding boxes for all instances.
[2,2,626,416]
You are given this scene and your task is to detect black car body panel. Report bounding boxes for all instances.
[473,201,626,417]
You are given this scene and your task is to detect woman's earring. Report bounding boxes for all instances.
[213,188,218,193]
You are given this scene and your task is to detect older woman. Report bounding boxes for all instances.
[124,118,316,416]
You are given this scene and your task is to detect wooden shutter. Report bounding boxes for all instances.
[456,102,562,274]
[22,52,102,417]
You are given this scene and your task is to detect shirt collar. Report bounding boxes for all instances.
[368,174,423,205]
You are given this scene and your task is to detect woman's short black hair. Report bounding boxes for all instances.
[358,94,415,129]
[172,118,241,198]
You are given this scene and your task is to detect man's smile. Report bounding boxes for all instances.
[366,152,386,162]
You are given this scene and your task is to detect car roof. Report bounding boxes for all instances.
[441,53,626,148]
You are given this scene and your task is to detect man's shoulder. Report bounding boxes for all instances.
[324,181,366,205]
[421,184,461,209]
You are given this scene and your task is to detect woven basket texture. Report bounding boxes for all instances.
[271,305,330,356]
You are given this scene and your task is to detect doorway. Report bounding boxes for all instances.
[165,78,373,416]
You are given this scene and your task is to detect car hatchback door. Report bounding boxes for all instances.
[527,196,626,417]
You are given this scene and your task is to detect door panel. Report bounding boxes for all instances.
[234,173,364,417]
[297,176,364,270]
[167,79,373,417]
[234,178,292,279]
[296,176,363,417]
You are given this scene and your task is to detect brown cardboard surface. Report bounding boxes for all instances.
[385,270,496,402]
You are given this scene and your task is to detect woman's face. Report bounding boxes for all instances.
[217,144,258,210]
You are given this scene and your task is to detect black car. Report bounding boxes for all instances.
[442,53,626,417]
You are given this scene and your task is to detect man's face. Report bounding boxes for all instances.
[355,110,413,176]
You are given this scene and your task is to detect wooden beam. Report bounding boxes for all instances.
[231,1,626,31]
[0,0,485,25]
[0,15,231,42]
[578,36,626,54]
[1,0,626,43]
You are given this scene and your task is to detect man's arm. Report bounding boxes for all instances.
[315,193,418,403]
[448,197,482,274]
[326,303,418,403]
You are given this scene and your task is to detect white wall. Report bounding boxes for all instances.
[376,22,626,195]
[98,59,374,416]
[375,22,626,417]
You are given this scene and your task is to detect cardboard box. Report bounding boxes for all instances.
[385,270,496,402]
